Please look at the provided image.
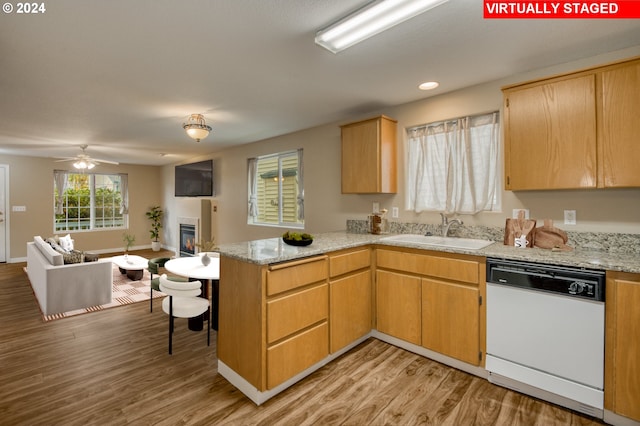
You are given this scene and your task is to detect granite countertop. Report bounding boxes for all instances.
[216,231,640,274]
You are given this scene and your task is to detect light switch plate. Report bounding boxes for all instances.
[392,207,399,218]
[12,205,26,212]
[512,209,529,219]
[372,202,379,213]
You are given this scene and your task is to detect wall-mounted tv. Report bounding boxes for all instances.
[175,159,214,197]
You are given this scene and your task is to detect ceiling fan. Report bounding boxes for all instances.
[54,144,119,170]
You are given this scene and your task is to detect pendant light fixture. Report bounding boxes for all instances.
[183,114,212,142]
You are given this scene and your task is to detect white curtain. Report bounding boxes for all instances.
[247,157,259,220]
[118,173,129,214]
[53,170,67,215]
[406,112,499,214]
[296,148,304,221]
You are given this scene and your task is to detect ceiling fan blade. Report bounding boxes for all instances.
[94,158,120,165]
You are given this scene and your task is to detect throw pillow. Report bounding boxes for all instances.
[62,250,83,264]
[59,234,74,251]
[47,238,69,254]
[83,252,99,262]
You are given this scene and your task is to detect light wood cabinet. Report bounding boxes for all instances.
[599,60,640,187]
[605,271,640,422]
[503,74,597,190]
[422,278,480,365]
[376,248,485,365]
[503,56,640,190]
[341,115,397,194]
[376,269,422,345]
[329,248,372,353]
[218,255,329,391]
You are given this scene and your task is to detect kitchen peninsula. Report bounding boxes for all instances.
[215,230,640,424]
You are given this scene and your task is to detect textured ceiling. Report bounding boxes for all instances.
[1,0,640,165]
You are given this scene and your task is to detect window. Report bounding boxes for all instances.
[248,149,304,228]
[54,171,127,231]
[406,112,500,214]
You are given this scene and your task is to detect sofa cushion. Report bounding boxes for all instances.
[34,236,63,266]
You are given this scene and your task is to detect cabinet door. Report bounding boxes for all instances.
[504,74,597,190]
[376,270,421,345]
[605,272,640,421]
[330,270,372,353]
[422,278,480,365]
[341,116,397,194]
[599,60,640,187]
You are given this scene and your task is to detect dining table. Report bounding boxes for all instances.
[164,253,220,331]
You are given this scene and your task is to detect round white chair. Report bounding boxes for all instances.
[159,274,210,354]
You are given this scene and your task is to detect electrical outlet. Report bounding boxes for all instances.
[564,210,577,225]
[12,205,26,212]
[392,207,399,218]
[372,202,379,213]
[512,209,529,219]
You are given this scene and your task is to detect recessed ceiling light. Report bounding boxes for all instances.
[418,81,439,90]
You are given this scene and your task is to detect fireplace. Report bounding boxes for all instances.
[179,224,196,257]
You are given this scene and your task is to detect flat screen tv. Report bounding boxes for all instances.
[175,160,214,197]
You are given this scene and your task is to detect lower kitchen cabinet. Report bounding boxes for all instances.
[422,278,480,365]
[376,269,422,345]
[267,322,329,389]
[329,247,373,353]
[218,255,329,392]
[376,248,485,365]
[330,270,372,353]
[605,271,640,422]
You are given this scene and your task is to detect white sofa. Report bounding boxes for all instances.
[26,236,113,316]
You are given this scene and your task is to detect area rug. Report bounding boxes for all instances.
[34,264,165,322]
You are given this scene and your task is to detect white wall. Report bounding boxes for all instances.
[162,46,640,246]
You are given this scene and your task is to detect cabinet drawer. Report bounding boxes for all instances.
[267,256,328,296]
[267,284,328,344]
[267,322,329,389]
[376,249,479,284]
[329,248,371,278]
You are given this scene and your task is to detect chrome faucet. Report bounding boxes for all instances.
[440,213,463,237]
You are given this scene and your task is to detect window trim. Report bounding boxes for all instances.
[53,171,128,233]
[247,149,304,229]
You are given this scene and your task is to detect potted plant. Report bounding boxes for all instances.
[145,205,163,251]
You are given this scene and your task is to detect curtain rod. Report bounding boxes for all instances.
[407,110,499,133]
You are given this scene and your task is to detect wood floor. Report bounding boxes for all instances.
[1,249,605,426]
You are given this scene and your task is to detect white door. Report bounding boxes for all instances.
[0,165,6,262]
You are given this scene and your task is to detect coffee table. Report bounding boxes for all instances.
[111,254,148,280]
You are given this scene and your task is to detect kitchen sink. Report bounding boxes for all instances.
[380,234,495,250]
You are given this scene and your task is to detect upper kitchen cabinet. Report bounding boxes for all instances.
[599,60,640,187]
[503,74,597,190]
[503,56,640,190]
[341,115,397,194]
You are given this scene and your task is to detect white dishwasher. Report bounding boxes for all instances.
[485,258,606,418]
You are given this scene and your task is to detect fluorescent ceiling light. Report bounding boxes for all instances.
[315,0,449,53]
